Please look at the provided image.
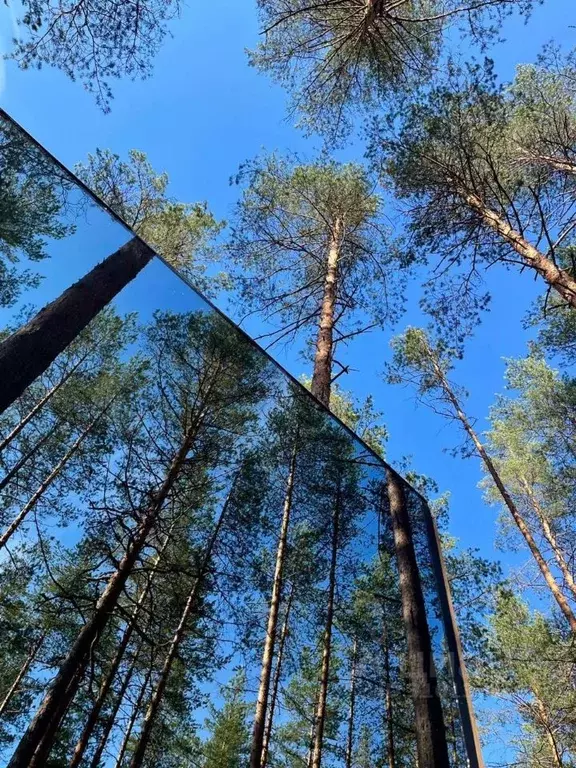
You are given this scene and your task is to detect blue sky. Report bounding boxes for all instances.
[0,1,575,760]
[0,0,574,568]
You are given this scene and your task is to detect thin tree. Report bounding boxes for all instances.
[388,327,576,633]
[311,493,340,768]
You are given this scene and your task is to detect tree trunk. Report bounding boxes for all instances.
[0,353,87,455]
[261,584,294,768]
[69,530,173,768]
[250,446,297,768]
[0,429,54,493]
[386,469,450,768]
[310,495,340,768]
[0,399,114,551]
[532,689,564,768]
[113,664,154,768]
[6,421,198,768]
[87,642,144,768]
[29,660,87,768]
[127,482,234,768]
[428,349,576,632]
[0,237,154,416]
[382,624,396,768]
[0,634,44,718]
[461,190,576,307]
[345,637,357,768]
[521,477,576,603]
[311,218,342,407]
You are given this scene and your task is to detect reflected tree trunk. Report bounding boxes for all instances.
[383,624,396,768]
[0,354,87,455]
[0,398,115,551]
[6,419,199,768]
[127,481,235,768]
[0,237,154,416]
[386,470,450,768]
[345,637,357,768]
[250,445,297,768]
[310,493,340,768]
[261,584,294,768]
[69,528,173,768]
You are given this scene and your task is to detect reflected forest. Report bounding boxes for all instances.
[0,106,475,768]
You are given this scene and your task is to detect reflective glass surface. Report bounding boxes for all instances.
[0,109,480,768]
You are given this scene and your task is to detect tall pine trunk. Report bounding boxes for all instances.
[310,495,340,768]
[6,421,198,768]
[311,218,342,407]
[261,584,294,768]
[460,190,576,307]
[428,349,576,632]
[127,482,234,768]
[29,660,88,768]
[386,470,450,768]
[250,445,297,768]
[521,478,576,602]
[532,689,564,768]
[0,429,54,493]
[0,237,154,416]
[0,634,44,718]
[112,664,154,768]
[345,637,357,768]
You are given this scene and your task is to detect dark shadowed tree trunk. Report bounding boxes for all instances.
[0,237,154,416]
[386,470,450,768]
[250,445,297,768]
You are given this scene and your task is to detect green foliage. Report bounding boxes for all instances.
[12,0,180,110]
[250,0,533,140]
[0,116,71,307]
[371,56,576,335]
[230,152,406,365]
[75,149,224,293]
[202,669,250,768]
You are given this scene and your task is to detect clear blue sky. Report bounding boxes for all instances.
[0,2,575,760]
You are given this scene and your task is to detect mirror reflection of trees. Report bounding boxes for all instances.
[0,114,474,768]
